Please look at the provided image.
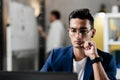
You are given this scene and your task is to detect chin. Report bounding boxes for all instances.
[73,44,81,48]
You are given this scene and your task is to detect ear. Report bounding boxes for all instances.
[91,35,93,38]
[91,28,96,38]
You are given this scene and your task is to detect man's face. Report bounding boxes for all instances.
[49,14,56,22]
[69,18,95,48]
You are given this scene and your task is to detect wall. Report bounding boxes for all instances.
[12,0,41,17]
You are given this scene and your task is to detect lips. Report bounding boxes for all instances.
[74,41,84,48]
[74,41,84,45]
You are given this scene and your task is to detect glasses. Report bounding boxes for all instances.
[69,27,92,35]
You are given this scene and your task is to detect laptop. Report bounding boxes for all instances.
[0,71,77,80]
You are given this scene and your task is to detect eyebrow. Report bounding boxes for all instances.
[80,27,87,29]
[69,27,76,29]
[69,27,88,30]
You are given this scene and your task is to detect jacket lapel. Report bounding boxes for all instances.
[83,57,93,80]
[62,46,73,72]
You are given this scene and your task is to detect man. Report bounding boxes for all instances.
[39,10,66,54]
[40,9,116,80]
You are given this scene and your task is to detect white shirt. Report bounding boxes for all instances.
[73,57,87,80]
[46,20,66,53]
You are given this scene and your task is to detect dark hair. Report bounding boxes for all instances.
[69,8,94,28]
[50,10,61,19]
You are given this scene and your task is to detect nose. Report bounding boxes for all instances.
[75,31,82,39]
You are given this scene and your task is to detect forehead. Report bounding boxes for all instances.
[69,18,91,29]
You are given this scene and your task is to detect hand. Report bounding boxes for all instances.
[82,41,99,60]
[38,26,48,40]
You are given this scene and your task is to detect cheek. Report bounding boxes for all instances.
[88,32,92,38]
[84,34,92,40]
[69,32,74,40]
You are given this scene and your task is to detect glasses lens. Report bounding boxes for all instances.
[69,28,91,35]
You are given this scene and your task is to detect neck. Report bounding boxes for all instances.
[73,47,86,61]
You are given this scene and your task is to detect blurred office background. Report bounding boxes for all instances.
[0,0,120,79]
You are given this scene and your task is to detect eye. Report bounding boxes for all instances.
[71,29,76,32]
[79,30,87,33]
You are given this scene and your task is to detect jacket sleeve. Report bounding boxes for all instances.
[106,56,117,80]
[40,50,55,72]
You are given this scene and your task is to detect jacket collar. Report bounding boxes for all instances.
[62,46,73,72]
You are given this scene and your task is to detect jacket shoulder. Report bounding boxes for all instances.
[50,46,72,61]
[54,46,72,52]
[52,46,72,57]
[97,49,113,59]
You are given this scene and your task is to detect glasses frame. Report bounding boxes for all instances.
[68,27,92,35]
